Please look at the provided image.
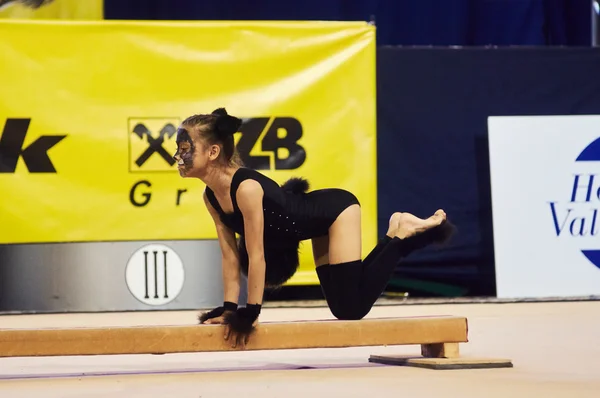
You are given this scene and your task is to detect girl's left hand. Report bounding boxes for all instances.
[224,318,259,349]
[223,304,261,349]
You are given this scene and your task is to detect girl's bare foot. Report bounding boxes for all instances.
[386,212,404,238]
[392,209,447,240]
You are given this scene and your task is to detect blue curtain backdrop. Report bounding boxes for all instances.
[104,0,592,46]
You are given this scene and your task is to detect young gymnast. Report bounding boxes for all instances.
[173,108,455,348]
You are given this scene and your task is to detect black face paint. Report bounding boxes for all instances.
[173,127,195,174]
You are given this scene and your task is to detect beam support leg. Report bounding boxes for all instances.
[421,342,459,358]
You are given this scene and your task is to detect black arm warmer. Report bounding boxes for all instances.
[198,301,238,324]
[223,303,262,334]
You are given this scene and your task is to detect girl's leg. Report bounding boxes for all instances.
[313,204,363,318]
[316,206,454,320]
[315,203,386,319]
[311,235,329,267]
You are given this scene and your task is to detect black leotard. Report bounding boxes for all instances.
[204,167,360,287]
[204,167,360,242]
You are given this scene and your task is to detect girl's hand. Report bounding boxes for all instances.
[223,304,261,349]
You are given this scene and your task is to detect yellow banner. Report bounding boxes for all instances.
[0,20,376,285]
[0,0,103,19]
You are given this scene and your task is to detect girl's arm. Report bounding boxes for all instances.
[201,191,241,314]
[235,179,266,306]
[220,179,266,347]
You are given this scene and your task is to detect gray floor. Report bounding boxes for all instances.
[0,301,598,397]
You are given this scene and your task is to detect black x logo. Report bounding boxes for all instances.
[132,123,176,167]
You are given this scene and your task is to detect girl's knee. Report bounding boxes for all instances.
[330,303,370,321]
[330,296,371,321]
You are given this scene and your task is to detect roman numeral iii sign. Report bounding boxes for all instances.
[143,250,169,300]
[125,244,185,306]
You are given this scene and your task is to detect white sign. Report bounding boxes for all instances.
[125,244,185,305]
[488,115,600,298]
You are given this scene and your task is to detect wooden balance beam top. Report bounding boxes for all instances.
[0,316,468,358]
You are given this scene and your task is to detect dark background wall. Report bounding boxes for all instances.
[104,0,592,46]
[377,47,600,297]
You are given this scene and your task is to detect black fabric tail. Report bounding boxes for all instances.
[281,177,309,194]
[237,236,301,288]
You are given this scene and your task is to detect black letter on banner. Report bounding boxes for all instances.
[176,189,187,206]
[236,118,271,170]
[130,180,152,207]
[262,117,306,170]
[0,118,67,173]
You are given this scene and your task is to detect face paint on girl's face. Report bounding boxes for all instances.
[174,127,195,175]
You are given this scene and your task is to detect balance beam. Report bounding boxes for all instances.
[1,316,465,357]
[0,315,512,369]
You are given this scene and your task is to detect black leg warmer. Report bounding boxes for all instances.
[318,219,456,320]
